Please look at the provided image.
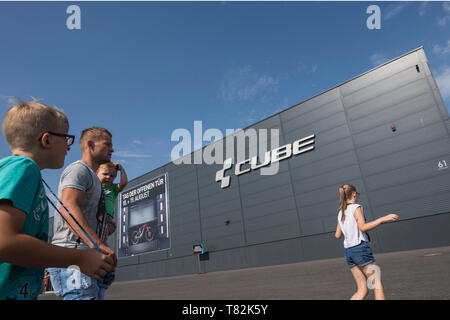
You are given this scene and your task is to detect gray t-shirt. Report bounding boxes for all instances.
[51,160,103,250]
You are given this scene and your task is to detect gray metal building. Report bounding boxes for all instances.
[110,47,450,282]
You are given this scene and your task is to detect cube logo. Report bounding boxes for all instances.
[216,134,315,189]
[215,158,233,188]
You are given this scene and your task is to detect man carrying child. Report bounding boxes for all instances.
[49,127,118,300]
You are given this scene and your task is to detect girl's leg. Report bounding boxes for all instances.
[362,263,385,300]
[349,266,368,300]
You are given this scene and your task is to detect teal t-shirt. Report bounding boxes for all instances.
[0,156,48,300]
[104,183,120,219]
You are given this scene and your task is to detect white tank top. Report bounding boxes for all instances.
[338,204,369,248]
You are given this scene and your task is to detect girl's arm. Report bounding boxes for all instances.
[335,222,342,239]
[354,207,399,233]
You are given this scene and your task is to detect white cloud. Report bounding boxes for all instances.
[0,95,22,106]
[419,2,429,16]
[437,16,448,26]
[384,3,409,21]
[114,151,152,159]
[370,53,389,67]
[433,40,450,56]
[435,65,450,101]
[297,63,319,75]
[132,139,143,145]
[437,2,450,26]
[221,66,279,103]
[237,98,288,127]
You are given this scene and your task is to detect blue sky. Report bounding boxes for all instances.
[1,1,449,202]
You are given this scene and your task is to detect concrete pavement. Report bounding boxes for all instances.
[39,245,450,300]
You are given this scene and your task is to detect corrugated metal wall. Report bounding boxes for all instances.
[113,47,450,281]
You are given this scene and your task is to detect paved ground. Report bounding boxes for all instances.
[39,245,450,300]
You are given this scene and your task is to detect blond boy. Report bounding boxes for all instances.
[0,101,115,300]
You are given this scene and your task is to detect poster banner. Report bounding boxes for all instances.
[118,173,170,258]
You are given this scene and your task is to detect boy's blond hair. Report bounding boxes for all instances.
[79,127,112,151]
[97,162,117,174]
[2,100,69,151]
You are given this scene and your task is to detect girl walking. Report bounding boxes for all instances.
[334,184,398,300]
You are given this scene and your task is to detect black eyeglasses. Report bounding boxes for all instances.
[38,132,75,146]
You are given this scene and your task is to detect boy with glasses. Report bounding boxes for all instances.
[0,100,115,300]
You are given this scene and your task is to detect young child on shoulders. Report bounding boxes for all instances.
[97,162,128,221]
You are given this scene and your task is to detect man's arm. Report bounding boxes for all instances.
[59,188,117,267]
[59,187,104,250]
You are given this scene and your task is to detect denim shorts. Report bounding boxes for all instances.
[344,241,375,268]
[48,267,110,300]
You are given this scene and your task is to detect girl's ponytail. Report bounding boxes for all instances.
[339,185,347,222]
[339,184,357,222]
